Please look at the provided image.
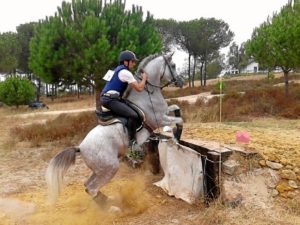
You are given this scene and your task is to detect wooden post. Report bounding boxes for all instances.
[143,137,160,174]
[173,108,182,141]
[205,151,221,203]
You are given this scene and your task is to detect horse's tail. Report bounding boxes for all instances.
[46,146,80,204]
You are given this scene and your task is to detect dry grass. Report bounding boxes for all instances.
[166,75,300,122]
[11,111,97,146]
[191,197,300,225]
[42,94,95,111]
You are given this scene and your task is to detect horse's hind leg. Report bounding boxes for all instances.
[84,158,119,201]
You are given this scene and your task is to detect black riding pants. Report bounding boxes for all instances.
[100,96,139,140]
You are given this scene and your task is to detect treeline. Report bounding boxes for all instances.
[246,0,300,96]
[0,0,234,105]
[0,0,299,108]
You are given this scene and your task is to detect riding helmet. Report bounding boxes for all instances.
[119,50,138,62]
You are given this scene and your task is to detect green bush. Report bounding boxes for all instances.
[0,77,36,107]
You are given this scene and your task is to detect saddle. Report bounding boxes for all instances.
[95,101,153,136]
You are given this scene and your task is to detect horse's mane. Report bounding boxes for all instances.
[124,53,160,98]
[137,53,161,73]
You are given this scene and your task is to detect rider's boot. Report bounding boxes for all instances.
[127,119,137,149]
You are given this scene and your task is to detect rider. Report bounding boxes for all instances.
[100,50,148,145]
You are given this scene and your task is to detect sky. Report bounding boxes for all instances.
[0,0,289,69]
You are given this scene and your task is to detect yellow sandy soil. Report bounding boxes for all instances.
[182,119,300,167]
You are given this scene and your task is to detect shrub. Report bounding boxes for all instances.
[0,77,35,108]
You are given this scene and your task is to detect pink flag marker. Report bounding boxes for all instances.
[236,131,250,144]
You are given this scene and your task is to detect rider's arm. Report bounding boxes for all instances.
[130,72,148,92]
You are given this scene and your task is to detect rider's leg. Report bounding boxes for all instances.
[103,99,139,143]
[127,118,138,141]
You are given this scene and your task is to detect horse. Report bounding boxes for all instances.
[46,53,185,208]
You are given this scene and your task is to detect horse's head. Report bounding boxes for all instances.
[138,53,185,89]
[160,52,185,88]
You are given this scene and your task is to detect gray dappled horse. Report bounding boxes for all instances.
[46,53,184,207]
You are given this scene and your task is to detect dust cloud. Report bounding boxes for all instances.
[2,173,152,225]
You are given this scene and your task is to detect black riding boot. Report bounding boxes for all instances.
[127,119,137,147]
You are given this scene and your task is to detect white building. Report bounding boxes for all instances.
[240,61,259,74]
[0,74,5,82]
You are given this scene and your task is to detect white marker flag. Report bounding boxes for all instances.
[103,70,114,81]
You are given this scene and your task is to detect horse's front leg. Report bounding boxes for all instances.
[162,104,183,141]
[166,104,181,117]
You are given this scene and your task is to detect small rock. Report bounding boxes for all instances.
[265,168,280,188]
[271,189,279,197]
[171,219,180,224]
[281,170,297,180]
[285,165,293,170]
[108,206,122,214]
[222,160,240,175]
[276,183,293,193]
[266,155,278,162]
[259,160,266,167]
[280,158,289,165]
[286,191,298,199]
[266,161,283,170]
[288,180,298,189]
[280,192,289,198]
[254,168,265,176]
[294,167,300,174]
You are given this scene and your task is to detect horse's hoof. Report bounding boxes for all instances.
[107,195,116,203]
[108,206,122,214]
[93,191,108,208]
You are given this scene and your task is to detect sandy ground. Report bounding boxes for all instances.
[0,89,300,224]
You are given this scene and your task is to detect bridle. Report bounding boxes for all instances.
[157,55,178,89]
[137,55,178,90]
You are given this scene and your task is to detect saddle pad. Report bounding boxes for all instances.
[97,118,121,126]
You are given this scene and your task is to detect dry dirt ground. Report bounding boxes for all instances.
[0,86,300,224]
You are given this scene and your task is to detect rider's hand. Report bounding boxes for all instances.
[142,72,148,81]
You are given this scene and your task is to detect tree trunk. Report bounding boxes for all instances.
[192,56,196,87]
[77,84,80,99]
[46,84,49,97]
[37,78,41,102]
[284,70,289,97]
[51,84,55,102]
[188,54,191,87]
[200,62,203,86]
[203,52,207,86]
[204,60,207,86]
[95,88,101,111]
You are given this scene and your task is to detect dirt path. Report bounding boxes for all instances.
[11,107,94,118]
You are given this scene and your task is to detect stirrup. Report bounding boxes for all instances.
[129,140,144,155]
[128,139,137,150]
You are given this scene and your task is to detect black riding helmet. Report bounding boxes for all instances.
[119,50,138,63]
